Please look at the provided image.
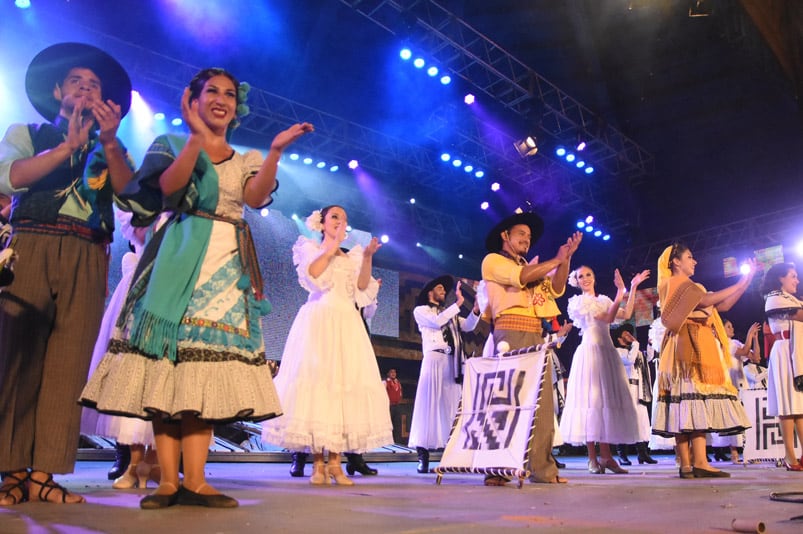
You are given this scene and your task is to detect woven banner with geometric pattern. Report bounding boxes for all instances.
[435,346,547,487]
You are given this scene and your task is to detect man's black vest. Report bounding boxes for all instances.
[10,120,114,236]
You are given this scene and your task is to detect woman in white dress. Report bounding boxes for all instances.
[559,266,650,474]
[80,210,161,489]
[710,319,759,464]
[761,262,803,470]
[262,206,393,485]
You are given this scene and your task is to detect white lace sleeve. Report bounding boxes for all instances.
[567,294,602,330]
[347,245,379,307]
[292,236,333,294]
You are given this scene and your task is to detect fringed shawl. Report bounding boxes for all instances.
[657,276,735,394]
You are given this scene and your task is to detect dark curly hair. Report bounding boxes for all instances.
[187,68,247,133]
[760,262,796,296]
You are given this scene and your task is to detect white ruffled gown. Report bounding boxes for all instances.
[261,237,392,453]
[559,294,639,445]
[80,249,154,445]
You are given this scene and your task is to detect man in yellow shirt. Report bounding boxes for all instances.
[480,211,581,484]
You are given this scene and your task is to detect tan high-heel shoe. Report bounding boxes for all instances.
[326,461,354,486]
[135,462,161,489]
[309,459,329,485]
[599,457,628,474]
[112,464,139,489]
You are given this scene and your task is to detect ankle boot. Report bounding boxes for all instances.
[616,444,632,466]
[416,447,430,474]
[345,453,378,476]
[290,452,308,478]
[712,447,728,462]
[108,443,131,480]
[636,442,657,464]
[551,452,566,469]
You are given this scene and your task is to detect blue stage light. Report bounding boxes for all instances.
[585,166,594,174]
[464,94,475,105]
[289,153,299,160]
[440,153,451,162]
[15,0,31,8]
[603,234,610,241]
[490,182,500,192]
[302,157,313,165]
[348,160,359,169]
[400,48,412,60]
[452,159,462,167]
[576,161,585,168]
[380,235,390,244]
[171,118,183,126]
[464,165,474,173]
[427,66,438,77]
[440,75,451,85]
[566,153,576,163]
[316,161,326,169]
[329,165,339,172]
[577,221,585,229]
[480,201,489,210]
[154,112,165,121]
[413,58,425,68]
[474,170,485,178]
[556,147,566,157]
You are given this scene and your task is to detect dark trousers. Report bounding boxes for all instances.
[494,328,558,483]
[389,404,403,444]
[0,233,107,474]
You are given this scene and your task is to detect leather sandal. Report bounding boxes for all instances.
[0,471,29,505]
[29,473,85,504]
[483,475,509,486]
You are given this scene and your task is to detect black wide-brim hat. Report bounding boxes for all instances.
[25,42,131,122]
[611,322,635,345]
[416,275,454,306]
[484,211,545,253]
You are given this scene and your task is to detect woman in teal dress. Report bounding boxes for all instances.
[82,68,313,508]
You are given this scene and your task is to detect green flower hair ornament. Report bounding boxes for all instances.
[236,82,251,118]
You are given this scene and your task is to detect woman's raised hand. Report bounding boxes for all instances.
[363,236,382,257]
[271,122,314,152]
[614,269,626,291]
[181,88,211,137]
[630,269,651,289]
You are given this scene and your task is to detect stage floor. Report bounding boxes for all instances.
[1,454,802,533]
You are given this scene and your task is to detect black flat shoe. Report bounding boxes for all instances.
[678,467,694,479]
[177,485,238,508]
[140,491,179,509]
[692,467,730,478]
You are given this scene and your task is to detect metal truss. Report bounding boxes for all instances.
[621,207,803,270]
[339,0,655,181]
[75,16,624,243]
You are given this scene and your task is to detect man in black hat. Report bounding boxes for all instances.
[612,323,657,466]
[480,211,581,485]
[409,275,480,473]
[0,42,134,505]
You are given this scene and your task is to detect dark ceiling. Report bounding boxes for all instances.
[2,0,802,283]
